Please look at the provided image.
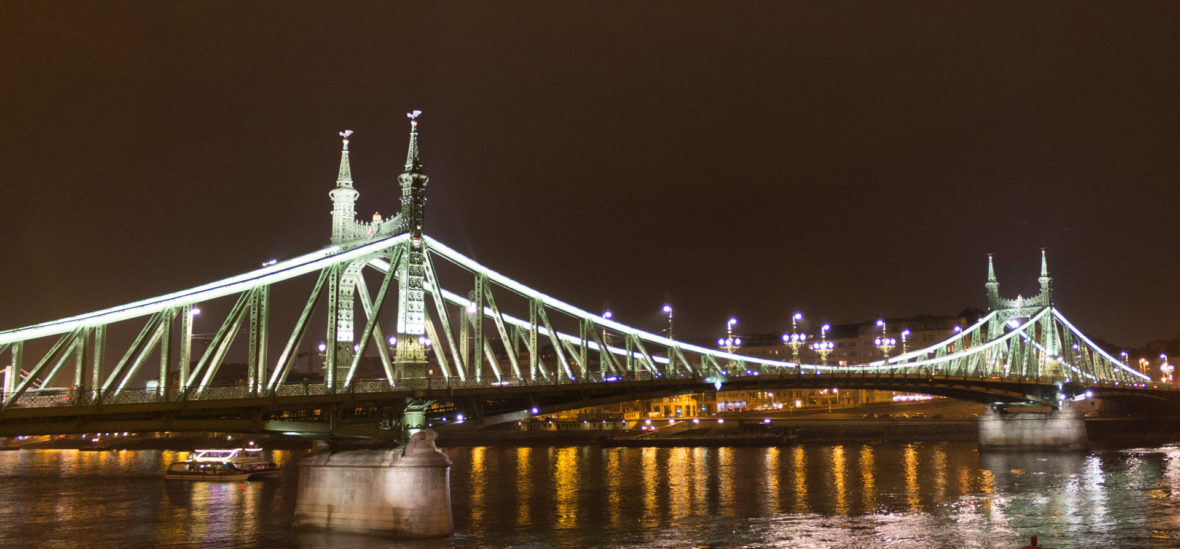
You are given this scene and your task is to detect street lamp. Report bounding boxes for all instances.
[602,310,612,346]
[1162,353,1174,384]
[811,323,834,365]
[662,305,674,340]
[718,317,741,354]
[873,319,896,358]
[900,329,911,355]
[781,312,807,365]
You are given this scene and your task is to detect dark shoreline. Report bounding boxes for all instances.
[5,417,1180,451]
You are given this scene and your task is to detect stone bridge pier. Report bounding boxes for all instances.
[978,401,1087,450]
[294,429,453,537]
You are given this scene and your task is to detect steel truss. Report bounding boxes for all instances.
[0,233,1154,412]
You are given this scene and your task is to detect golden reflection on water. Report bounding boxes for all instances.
[641,447,658,526]
[692,447,708,516]
[668,447,691,518]
[932,446,948,504]
[792,445,808,513]
[903,443,920,511]
[717,447,736,516]
[469,446,486,527]
[554,447,577,529]
[979,466,995,516]
[832,446,848,515]
[860,445,876,513]
[515,447,532,528]
[606,449,623,528]
[764,447,781,515]
[959,466,971,497]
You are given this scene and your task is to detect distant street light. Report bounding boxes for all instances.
[662,305,674,340]
[602,310,612,346]
[718,317,741,354]
[873,319,896,358]
[781,311,807,366]
[900,329,911,354]
[811,323,834,365]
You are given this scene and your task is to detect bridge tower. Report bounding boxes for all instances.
[392,112,430,374]
[984,250,1060,378]
[320,113,433,385]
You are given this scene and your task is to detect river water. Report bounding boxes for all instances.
[1,442,1178,548]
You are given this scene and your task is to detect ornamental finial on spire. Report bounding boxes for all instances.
[1040,248,1049,277]
[335,129,354,187]
[987,253,997,282]
[405,110,422,172]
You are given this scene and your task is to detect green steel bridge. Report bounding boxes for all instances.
[0,114,1167,440]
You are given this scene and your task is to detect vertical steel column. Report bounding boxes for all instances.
[471,276,484,383]
[626,334,634,374]
[179,305,193,393]
[579,320,589,378]
[92,326,105,398]
[248,291,260,393]
[529,300,539,380]
[459,303,470,378]
[4,342,20,399]
[159,310,174,397]
[74,327,88,394]
[326,265,340,390]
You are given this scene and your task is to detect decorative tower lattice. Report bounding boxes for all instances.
[984,250,1060,379]
[329,130,359,245]
[322,113,433,383]
[394,111,430,368]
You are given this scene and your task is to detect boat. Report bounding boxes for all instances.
[164,448,280,481]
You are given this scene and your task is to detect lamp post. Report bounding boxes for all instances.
[900,329,911,355]
[602,310,612,347]
[317,342,327,374]
[781,312,807,365]
[873,319,896,358]
[717,317,741,354]
[1162,353,1174,384]
[662,305,674,340]
[811,323,834,365]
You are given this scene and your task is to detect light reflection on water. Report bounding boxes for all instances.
[1,443,1180,546]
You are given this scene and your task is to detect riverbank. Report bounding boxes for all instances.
[6,416,1180,450]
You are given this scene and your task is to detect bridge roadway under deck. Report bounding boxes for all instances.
[1,372,1175,438]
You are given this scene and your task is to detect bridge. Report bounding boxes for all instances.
[0,114,1167,441]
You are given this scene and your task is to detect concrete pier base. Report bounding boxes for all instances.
[978,402,1087,450]
[294,429,453,537]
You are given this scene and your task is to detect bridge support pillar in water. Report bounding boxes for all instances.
[978,401,1087,450]
[294,429,453,537]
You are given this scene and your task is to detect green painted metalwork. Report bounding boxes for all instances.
[0,116,1157,422]
[268,269,328,391]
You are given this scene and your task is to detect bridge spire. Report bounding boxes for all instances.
[404,110,422,173]
[985,254,1000,308]
[394,111,430,370]
[1038,248,1052,300]
[398,111,429,240]
[329,130,360,244]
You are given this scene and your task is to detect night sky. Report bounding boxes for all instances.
[2,3,1178,348]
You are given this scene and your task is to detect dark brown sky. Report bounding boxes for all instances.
[2,2,1178,347]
